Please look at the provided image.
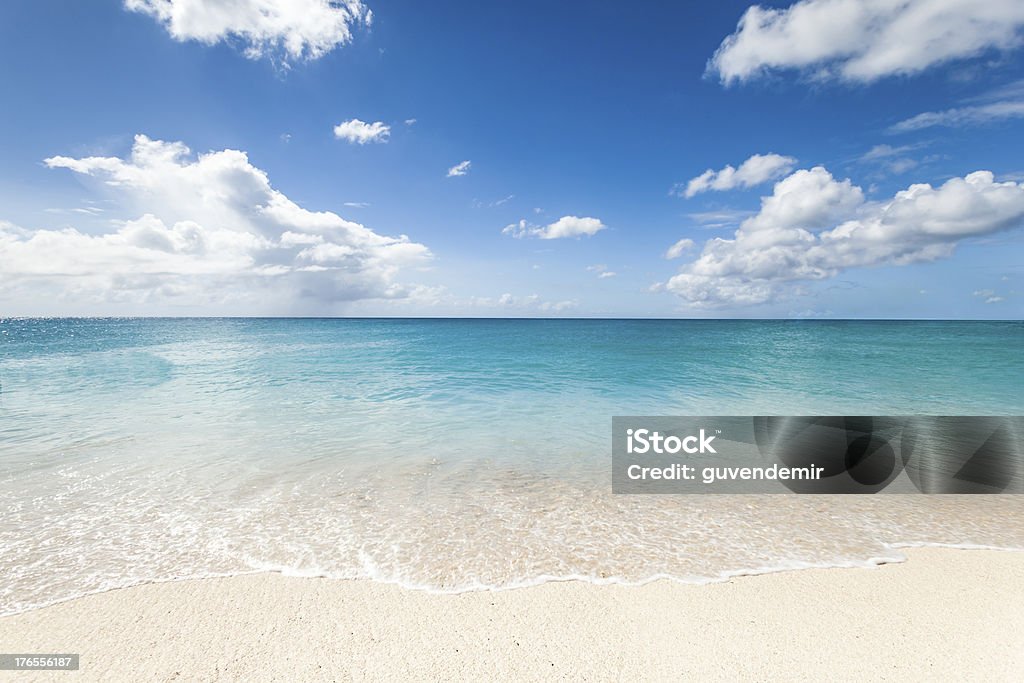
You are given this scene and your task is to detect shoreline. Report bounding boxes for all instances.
[2,547,1022,681]
[5,541,1021,619]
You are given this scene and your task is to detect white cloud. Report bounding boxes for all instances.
[789,308,834,318]
[539,301,577,312]
[333,119,390,144]
[473,195,514,209]
[404,118,417,126]
[503,215,606,240]
[973,289,1005,304]
[665,238,695,259]
[0,135,430,311]
[587,264,617,278]
[859,144,918,161]
[891,100,1024,132]
[709,0,1024,84]
[687,209,755,229]
[857,143,932,176]
[447,160,471,177]
[124,0,372,64]
[884,158,920,174]
[892,80,1024,132]
[677,153,796,197]
[663,167,1024,307]
[486,293,577,313]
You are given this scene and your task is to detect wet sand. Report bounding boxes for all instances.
[0,548,1021,681]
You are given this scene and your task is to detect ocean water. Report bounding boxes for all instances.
[1,318,1023,615]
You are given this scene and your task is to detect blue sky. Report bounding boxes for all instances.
[1,0,1023,318]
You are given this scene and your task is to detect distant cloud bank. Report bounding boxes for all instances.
[0,135,430,310]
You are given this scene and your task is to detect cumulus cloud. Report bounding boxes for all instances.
[333,119,390,144]
[663,167,1024,307]
[676,153,796,197]
[502,215,606,240]
[665,238,695,259]
[447,160,471,177]
[124,0,371,64]
[0,135,430,311]
[708,0,1024,84]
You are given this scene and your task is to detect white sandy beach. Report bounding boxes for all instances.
[0,548,1022,681]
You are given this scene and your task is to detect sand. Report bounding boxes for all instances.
[1,548,1022,681]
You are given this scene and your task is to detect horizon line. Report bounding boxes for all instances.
[1,316,1022,323]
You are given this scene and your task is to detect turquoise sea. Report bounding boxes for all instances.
[1,318,1023,614]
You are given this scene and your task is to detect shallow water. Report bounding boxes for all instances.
[1,318,1022,614]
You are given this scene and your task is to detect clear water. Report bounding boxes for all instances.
[1,318,1023,615]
